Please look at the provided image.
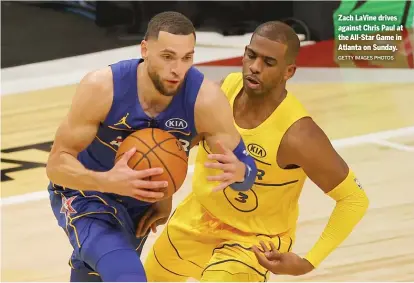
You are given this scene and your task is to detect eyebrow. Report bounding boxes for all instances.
[160,49,195,56]
[246,47,277,62]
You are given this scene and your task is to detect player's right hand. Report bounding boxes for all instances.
[99,147,168,202]
[252,241,314,276]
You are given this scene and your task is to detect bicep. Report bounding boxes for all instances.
[302,149,349,193]
[281,118,349,193]
[49,71,112,158]
[50,114,100,158]
[194,80,241,153]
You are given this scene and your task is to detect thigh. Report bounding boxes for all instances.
[201,234,294,282]
[144,193,220,281]
[78,216,147,281]
[49,184,153,282]
[49,184,149,253]
[77,217,129,268]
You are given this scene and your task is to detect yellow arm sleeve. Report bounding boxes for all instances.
[304,170,369,268]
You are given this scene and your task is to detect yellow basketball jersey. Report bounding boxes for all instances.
[192,72,310,236]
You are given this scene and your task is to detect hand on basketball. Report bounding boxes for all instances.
[100,147,168,202]
[252,241,314,276]
[136,197,173,237]
[204,140,246,192]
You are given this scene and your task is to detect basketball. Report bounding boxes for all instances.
[115,128,188,198]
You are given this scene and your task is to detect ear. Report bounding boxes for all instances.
[244,46,249,55]
[140,40,148,59]
[242,46,248,62]
[284,64,297,81]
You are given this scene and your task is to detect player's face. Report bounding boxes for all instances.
[242,34,296,96]
[141,31,195,96]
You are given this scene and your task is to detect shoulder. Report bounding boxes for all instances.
[279,117,336,165]
[72,67,114,120]
[193,78,239,137]
[110,58,141,72]
[284,118,327,150]
[194,78,234,132]
[79,66,113,93]
[196,78,229,109]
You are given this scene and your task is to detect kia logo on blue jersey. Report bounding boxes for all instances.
[165,118,188,130]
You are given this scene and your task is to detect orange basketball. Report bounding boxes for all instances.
[115,128,188,198]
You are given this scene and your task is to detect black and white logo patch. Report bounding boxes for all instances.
[165,118,188,130]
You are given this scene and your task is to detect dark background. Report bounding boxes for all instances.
[1,1,344,68]
[3,1,413,68]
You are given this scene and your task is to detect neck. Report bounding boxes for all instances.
[243,84,287,110]
[233,84,288,129]
[137,62,172,107]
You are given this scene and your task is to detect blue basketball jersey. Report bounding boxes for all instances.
[78,58,202,171]
[49,58,203,211]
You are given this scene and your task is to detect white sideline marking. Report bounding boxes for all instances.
[1,126,414,207]
[1,191,50,206]
[331,126,414,147]
[370,139,414,152]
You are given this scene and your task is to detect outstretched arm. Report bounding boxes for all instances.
[253,117,369,276]
[194,79,257,192]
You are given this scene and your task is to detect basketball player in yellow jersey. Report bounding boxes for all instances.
[143,21,369,281]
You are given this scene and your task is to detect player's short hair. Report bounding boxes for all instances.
[144,11,196,41]
[252,21,300,64]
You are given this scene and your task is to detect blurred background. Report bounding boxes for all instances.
[2,0,413,68]
[1,1,414,282]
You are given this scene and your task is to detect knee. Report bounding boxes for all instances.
[78,218,137,269]
[96,249,147,282]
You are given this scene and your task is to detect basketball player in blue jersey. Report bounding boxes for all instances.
[45,11,257,282]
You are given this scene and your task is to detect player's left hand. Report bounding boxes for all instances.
[135,197,172,237]
[252,241,314,276]
[204,140,246,192]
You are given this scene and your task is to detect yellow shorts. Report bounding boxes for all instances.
[144,193,294,282]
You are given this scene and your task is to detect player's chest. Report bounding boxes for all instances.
[100,112,194,153]
[242,134,278,168]
[242,133,303,183]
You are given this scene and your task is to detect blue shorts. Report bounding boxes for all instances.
[48,182,151,281]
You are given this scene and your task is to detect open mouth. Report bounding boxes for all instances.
[245,76,260,87]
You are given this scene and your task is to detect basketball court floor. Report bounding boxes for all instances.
[1,44,414,282]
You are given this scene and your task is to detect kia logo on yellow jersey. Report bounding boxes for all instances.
[247,143,267,158]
